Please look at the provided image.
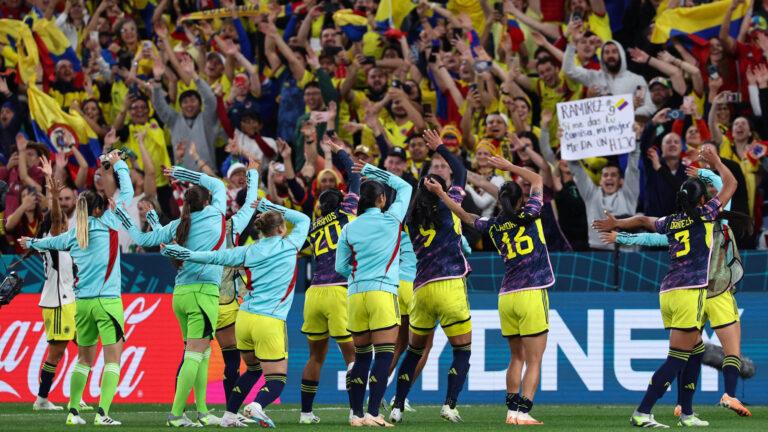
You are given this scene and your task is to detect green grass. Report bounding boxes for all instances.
[1,403,766,431]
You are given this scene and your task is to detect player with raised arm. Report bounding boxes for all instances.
[298,137,360,424]
[334,160,413,427]
[426,155,553,425]
[114,165,228,427]
[593,146,738,428]
[20,149,133,426]
[162,198,310,428]
[601,157,752,420]
[391,129,472,424]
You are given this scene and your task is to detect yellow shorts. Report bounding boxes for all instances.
[703,290,739,329]
[409,278,472,337]
[498,289,549,338]
[398,281,414,316]
[347,291,400,335]
[302,285,352,342]
[660,288,706,331]
[42,302,76,342]
[217,299,240,330]
[235,311,288,362]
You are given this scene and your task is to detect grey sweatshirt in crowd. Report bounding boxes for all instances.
[152,78,219,170]
[564,39,656,117]
[568,147,640,250]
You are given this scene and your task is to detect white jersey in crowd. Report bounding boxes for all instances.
[234,129,277,168]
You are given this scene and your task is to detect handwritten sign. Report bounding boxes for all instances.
[557,94,635,161]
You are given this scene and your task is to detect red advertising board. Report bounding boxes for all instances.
[0,294,219,403]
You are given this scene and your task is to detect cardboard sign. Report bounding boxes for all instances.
[557,94,635,161]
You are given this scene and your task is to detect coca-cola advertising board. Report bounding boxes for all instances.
[0,294,208,403]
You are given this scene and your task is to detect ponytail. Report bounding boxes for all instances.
[676,178,707,222]
[254,211,284,237]
[75,194,89,250]
[407,174,446,230]
[175,186,210,246]
[498,181,529,224]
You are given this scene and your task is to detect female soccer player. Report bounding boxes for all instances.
[21,149,133,426]
[601,164,751,419]
[31,159,90,413]
[391,129,471,424]
[593,146,737,428]
[426,155,552,425]
[115,165,227,427]
[298,138,359,424]
[162,198,310,428]
[334,161,413,427]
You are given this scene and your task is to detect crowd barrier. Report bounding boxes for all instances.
[0,252,766,405]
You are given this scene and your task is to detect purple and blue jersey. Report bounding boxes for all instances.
[474,194,554,294]
[308,193,359,286]
[407,186,471,289]
[655,197,721,292]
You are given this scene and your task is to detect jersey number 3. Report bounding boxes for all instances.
[501,227,534,259]
[311,221,342,256]
[674,230,690,257]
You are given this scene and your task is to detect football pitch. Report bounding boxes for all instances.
[0,403,765,431]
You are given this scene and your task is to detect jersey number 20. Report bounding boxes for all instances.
[311,221,342,256]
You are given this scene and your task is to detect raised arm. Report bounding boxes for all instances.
[701,146,737,206]
[424,129,466,187]
[169,166,227,214]
[359,163,413,222]
[230,166,260,235]
[488,153,544,195]
[620,146,641,204]
[114,204,178,247]
[424,177,480,225]
[164,243,249,267]
[256,198,311,249]
[25,229,73,252]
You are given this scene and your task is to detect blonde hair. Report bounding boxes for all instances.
[75,194,90,250]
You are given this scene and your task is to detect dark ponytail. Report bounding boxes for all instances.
[676,178,707,222]
[408,174,446,230]
[358,179,387,214]
[175,186,210,246]
[318,189,344,216]
[498,181,530,224]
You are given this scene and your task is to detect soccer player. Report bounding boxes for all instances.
[593,146,738,428]
[298,138,359,424]
[162,198,310,428]
[388,229,416,411]
[31,160,91,413]
[21,149,133,426]
[601,165,751,419]
[391,129,471,424]
[427,156,552,425]
[115,165,228,427]
[334,161,413,427]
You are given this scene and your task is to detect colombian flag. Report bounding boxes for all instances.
[507,16,525,51]
[0,19,39,85]
[651,0,748,46]
[374,0,416,32]
[333,9,368,42]
[25,9,83,86]
[28,84,102,166]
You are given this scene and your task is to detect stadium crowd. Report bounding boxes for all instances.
[1,0,767,254]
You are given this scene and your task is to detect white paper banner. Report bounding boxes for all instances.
[557,94,636,161]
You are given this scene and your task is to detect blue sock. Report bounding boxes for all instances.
[678,342,704,415]
[444,344,471,409]
[722,355,741,397]
[221,348,241,403]
[394,345,424,410]
[348,345,373,418]
[367,344,395,417]
[226,364,262,414]
[518,395,534,414]
[637,348,691,414]
[505,393,520,412]
[254,374,286,409]
[300,379,319,414]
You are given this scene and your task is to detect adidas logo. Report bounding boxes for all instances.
[369,376,378,384]
[233,387,241,393]
[398,374,410,382]
[448,368,457,376]
[685,383,695,390]
[663,382,671,388]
